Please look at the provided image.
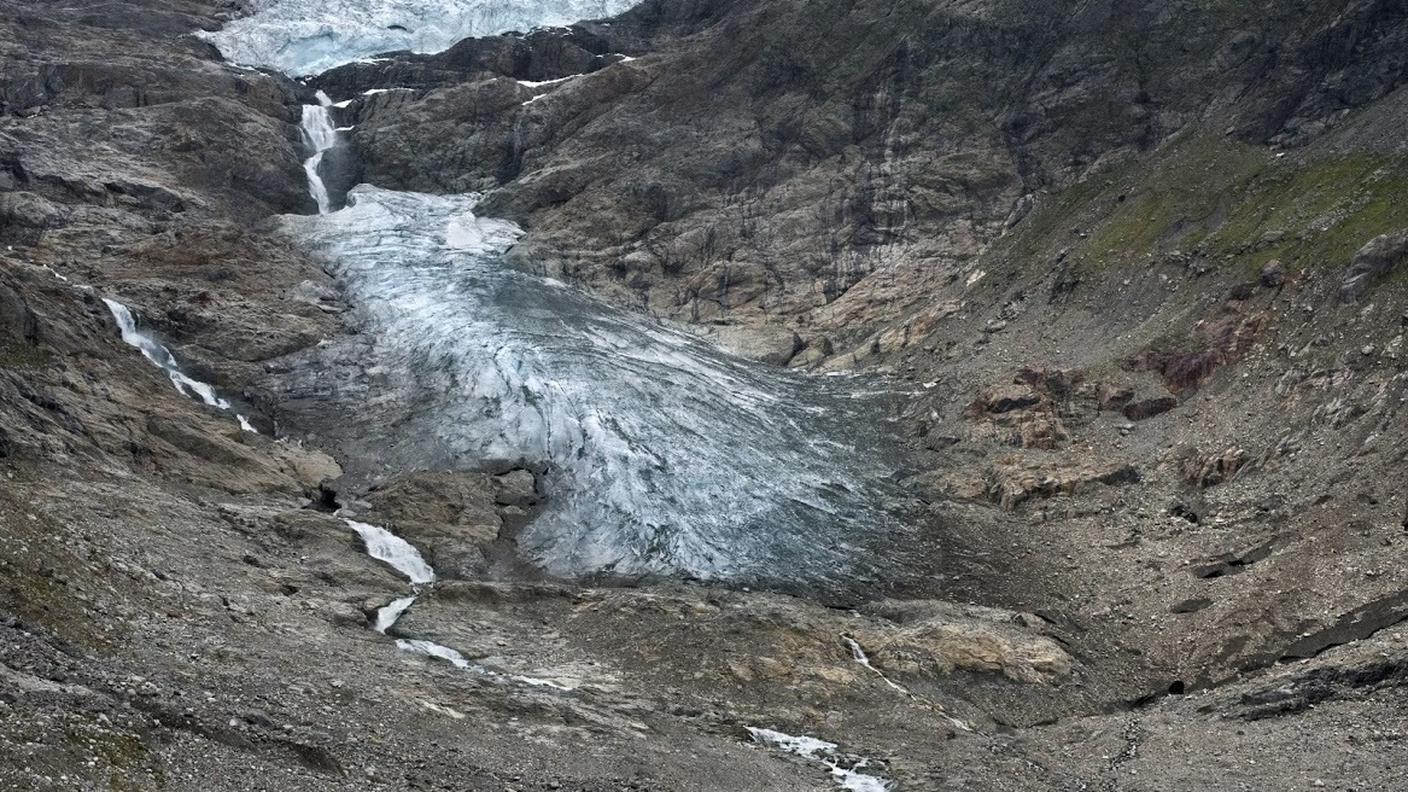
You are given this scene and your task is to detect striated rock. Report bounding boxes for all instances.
[1182,446,1251,487]
[857,600,1072,684]
[985,457,1141,510]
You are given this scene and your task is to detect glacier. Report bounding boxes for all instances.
[199,0,640,75]
[276,186,907,591]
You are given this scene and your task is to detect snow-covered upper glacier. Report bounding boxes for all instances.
[199,0,640,75]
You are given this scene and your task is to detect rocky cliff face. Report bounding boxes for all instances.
[3,1,1408,791]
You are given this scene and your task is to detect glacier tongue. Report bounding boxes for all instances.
[199,0,640,75]
[278,186,905,591]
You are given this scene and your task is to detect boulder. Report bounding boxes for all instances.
[1123,396,1178,421]
[985,458,1141,510]
[967,384,1042,416]
[1259,260,1285,288]
[1341,229,1408,302]
[1182,447,1251,487]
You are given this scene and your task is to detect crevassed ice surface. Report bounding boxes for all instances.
[200,0,640,75]
[284,187,905,590]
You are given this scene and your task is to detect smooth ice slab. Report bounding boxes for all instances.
[200,0,640,76]
[280,187,906,592]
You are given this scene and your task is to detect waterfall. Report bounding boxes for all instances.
[344,518,436,585]
[374,595,417,634]
[101,298,257,432]
[300,90,338,215]
[341,514,575,689]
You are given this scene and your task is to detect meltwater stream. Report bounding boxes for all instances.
[280,185,907,592]
[300,91,339,214]
[101,298,257,432]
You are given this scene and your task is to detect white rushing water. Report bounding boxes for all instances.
[747,728,894,792]
[301,90,338,215]
[396,637,474,668]
[199,0,639,75]
[373,595,418,634]
[280,186,904,590]
[842,636,908,694]
[101,298,256,432]
[343,515,576,689]
[345,518,437,584]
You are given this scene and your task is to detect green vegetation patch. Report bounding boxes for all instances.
[0,336,50,369]
[1002,129,1408,280]
[0,489,109,648]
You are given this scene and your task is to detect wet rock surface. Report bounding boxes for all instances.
[3,0,1408,791]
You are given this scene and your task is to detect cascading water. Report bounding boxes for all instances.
[275,186,908,592]
[342,512,576,689]
[344,518,436,584]
[747,728,894,792]
[102,298,257,432]
[300,90,338,215]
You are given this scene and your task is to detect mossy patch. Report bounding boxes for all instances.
[1000,129,1408,281]
[0,489,109,648]
[0,336,49,368]
[1204,154,1408,272]
[61,720,164,790]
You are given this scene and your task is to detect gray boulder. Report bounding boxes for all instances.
[1341,229,1408,302]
